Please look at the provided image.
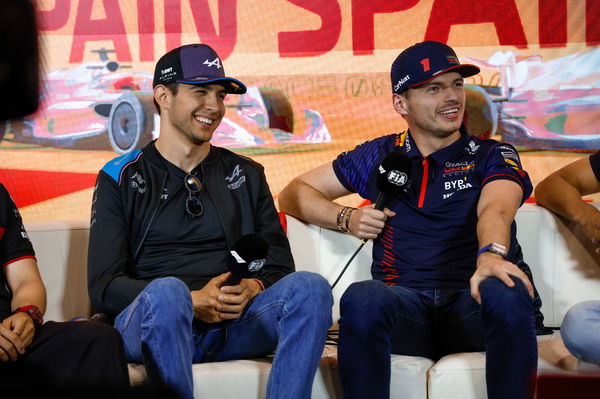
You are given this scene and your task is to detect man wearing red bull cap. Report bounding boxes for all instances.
[280,41,544,399]
[88,43,333,399]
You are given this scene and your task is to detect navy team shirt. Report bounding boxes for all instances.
[333,128,533,289]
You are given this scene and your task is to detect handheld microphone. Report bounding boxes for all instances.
[224,233,268,286]
[374,152,412,210]
[331,152,412,289]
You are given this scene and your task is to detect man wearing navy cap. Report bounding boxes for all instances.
[88,44,332,399]
[279,41,542,398]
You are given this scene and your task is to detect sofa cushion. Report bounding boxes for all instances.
[427,332,600,399]
[129,348,340,398]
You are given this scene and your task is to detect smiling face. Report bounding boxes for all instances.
[394,71,466,140]
[160,82,227,146]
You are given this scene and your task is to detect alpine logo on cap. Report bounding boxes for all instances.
[203,57,222,69]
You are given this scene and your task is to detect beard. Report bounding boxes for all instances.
[411,115,461,139]
[405,99,464,139]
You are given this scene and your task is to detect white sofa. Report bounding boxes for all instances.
[25,203,600,398]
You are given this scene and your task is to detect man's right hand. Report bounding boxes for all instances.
[190,273,231,323]
[347,204,396,240]
[0,321,25,362]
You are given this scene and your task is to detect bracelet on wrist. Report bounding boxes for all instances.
[476,242,508,259]
[252,278,265,292]
[337,207,351,233]
[13,305,43,326]
[344,207,357,233]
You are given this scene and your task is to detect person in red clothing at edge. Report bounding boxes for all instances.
[0,0,130,393]
[279,41,548,399]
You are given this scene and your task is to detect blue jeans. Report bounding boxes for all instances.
[114,272,333,399]
[561,300,600,365]
[338,277,537,399]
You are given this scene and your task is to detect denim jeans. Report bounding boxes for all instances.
[114,271,333,399]
[561,300,600,365]
[338,277,537,399]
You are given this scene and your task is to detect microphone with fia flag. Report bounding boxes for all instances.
[331,151,412,289]
[200,234,268,359]
[373,151,412,211]
[224,233,268,286]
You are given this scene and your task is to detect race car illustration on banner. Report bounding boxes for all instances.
[1,49,331,154]
[465,48,600,151]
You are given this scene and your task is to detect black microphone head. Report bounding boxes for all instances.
[228,233,268,280]
[376,152,412,196]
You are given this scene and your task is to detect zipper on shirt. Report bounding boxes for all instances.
[417,158,429,208]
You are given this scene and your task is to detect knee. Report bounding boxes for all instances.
[146,276,189,293]
[564,301,599,326]
[142,277,192,320]
[283,271,333,310]
[562,301,600,350]
[480,276,531,306]
[145,277,190,303]
[480,277,533,327]
[340,280,390,321]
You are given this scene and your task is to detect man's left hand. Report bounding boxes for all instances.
[1,312,35,351]
[216,279,263,320]
[470,252,534,304]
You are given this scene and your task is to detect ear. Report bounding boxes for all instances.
[154,85,170,112]
[393,93,409,116]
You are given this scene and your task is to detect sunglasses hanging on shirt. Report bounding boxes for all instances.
[184,174,204,218]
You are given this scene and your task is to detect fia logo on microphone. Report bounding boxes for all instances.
[248,258,266,272]
[387,169,408,186]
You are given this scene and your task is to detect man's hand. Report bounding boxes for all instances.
[3,312,35,348]
[470,252,534,304]
[191,273,231,323]
[578,204,600,253]
[347,204,396,240]
[0,316,28,362]
[191,273,262,323]
[216,279,262,320]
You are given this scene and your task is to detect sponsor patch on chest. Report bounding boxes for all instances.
[226,164,246,190]
[130,172,146,194]
[442,177,473,200]
[443,160,475,176]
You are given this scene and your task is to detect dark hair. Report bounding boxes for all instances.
[400,89,411,99]
[154,82,180,115]
[0,0,39,120]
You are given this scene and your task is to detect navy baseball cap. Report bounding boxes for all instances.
[391,41,479,94]
[153,43,247,94]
